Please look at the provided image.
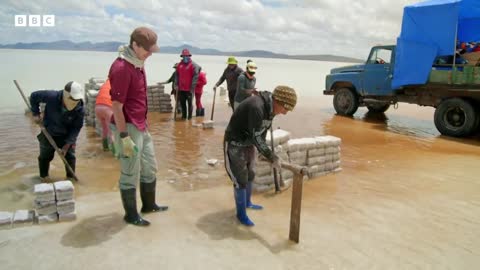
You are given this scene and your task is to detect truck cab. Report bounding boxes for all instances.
[324,45,396,116]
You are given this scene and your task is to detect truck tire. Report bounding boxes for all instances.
[333,88,359,116]
[434,98,478,137]
[367,104,390,113]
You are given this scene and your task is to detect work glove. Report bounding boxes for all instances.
[213,85,217,91]
[121,136,138,158]
[271,155,281,171]
[61,144,71,156]
[33,115,42,124]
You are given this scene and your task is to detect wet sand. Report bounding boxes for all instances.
[1,94,480,269]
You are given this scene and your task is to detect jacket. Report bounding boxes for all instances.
[30,90,85,144]
[176,60,201,92]
[215,65,243,92]
[224,91,276,162]
[194,72,207,94]
[235,72,256,103]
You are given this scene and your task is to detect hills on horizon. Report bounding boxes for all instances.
[0,40,362,63]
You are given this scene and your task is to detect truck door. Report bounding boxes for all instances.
[362,47,393,96]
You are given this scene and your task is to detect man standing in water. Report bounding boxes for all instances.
[175,49,201,120]
[213,56,243,112]
[30,81,85,181]
[224,85,297,226]
[234,61,258,110]
[109,27,168,226]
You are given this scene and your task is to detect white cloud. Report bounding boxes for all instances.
[0,0,421,58]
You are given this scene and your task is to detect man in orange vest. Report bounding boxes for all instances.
[95,79,113,151]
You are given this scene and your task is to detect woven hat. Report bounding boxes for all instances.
[272,85,297,111]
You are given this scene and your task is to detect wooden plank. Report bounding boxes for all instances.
[288,171,304,243]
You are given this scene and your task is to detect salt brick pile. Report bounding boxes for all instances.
[0,212,13,229]
[54,181,76,222]
[34,183,58,224]
[147,84,173,113]
[84,77,105,127]
[252,129,342,193]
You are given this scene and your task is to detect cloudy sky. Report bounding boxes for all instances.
[0,0,420,58]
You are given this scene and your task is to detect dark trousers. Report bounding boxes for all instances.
[224,141,256,189]
[178,91,193,119]
[37,132,76,178]
[228,90,236,112]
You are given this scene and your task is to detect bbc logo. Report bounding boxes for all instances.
[15,15,55,27]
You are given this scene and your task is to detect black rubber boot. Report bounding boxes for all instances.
[65,159,76,179]
[195,109,200,117]
[200,108,205,116]
[120,189,150,226]
[140,181,169,213]
[102,138,109,151]
[38,158,50,178]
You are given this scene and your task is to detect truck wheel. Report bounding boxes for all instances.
[434,98,478,137]
[367,104,390,113]
[333,88,359,116]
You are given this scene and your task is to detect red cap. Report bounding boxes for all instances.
[180,48,192,57]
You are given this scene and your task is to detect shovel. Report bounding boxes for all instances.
[202,87,216,129]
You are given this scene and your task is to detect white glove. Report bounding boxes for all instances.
[121,136,138,158]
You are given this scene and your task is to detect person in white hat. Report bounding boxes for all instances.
[30,81,85,181]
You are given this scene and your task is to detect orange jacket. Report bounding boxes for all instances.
[95,79,112,107]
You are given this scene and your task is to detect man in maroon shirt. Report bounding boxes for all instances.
[109,27,168,226]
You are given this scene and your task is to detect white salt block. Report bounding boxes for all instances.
[309,164,326,174]
[266,129,291,147]
[59,211,77,222]
[34,200,57,215]
[324,135,342,146]
[256,165,272,177]
[281,170,294,179]
[202,120,214,129]
[308,156,327,166]
[206,159,218,166]
[0,211,13,229]
[13,210,34,227]
[56,200,75,215]
[37,212,58,224]
[308,147,326,157]
[34,183,54,195]
[287,138,316,152]
[326,146,340,154]
[56,192,74,202]
[54,180,74,192]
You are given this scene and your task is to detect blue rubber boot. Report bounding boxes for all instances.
[246,182,263,210]
[234,188,254,226]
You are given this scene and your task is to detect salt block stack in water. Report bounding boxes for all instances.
[253,129,291,192]
[147,84,173,113]
[54,181,76,222]
[0,212,13,229]
[34,183,58,224]
[84,77,105,128]
[308,136,342,177]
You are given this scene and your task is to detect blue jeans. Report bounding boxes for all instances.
[111,123,158,190]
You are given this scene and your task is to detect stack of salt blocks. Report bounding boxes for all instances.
[84,77,105,127]
[34,183,58,224]
[34,181,76,224]
[253,129,342,193]
[147,83,172,113]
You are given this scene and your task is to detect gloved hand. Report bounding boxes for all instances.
[272,156,281,170]
[213,85,217,91]
[61,144,71,156]
[121,136,138,158]
[33,115,42,124]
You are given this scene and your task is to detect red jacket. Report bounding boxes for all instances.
[176,60,201,92]
[195,72,207,94]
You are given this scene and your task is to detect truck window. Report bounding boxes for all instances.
[368,48,392,64]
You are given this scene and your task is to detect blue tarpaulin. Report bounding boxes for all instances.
[392,0,480,89]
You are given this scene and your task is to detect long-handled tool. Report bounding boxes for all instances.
[13,80,79,182]
[280,161,309,243]
[270,126,281,192]
[202,87,216,129]
[173,86,180,120]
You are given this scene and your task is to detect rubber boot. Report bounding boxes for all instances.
[140,181,168,213]
[65,159,76,179]
[234,188,254,226]
[187,107,193,120]
[195,109,200,117]
[38,158,50,178]
[200,108,205,116]
[246,182,263,210]
[102,138,109,151]
[120,189,150,226]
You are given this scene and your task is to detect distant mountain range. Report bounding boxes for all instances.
[0,40,362,63]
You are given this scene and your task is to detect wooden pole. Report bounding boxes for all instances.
[13,80,79,182]
[280,161,308,243]
[270,126,280,192]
